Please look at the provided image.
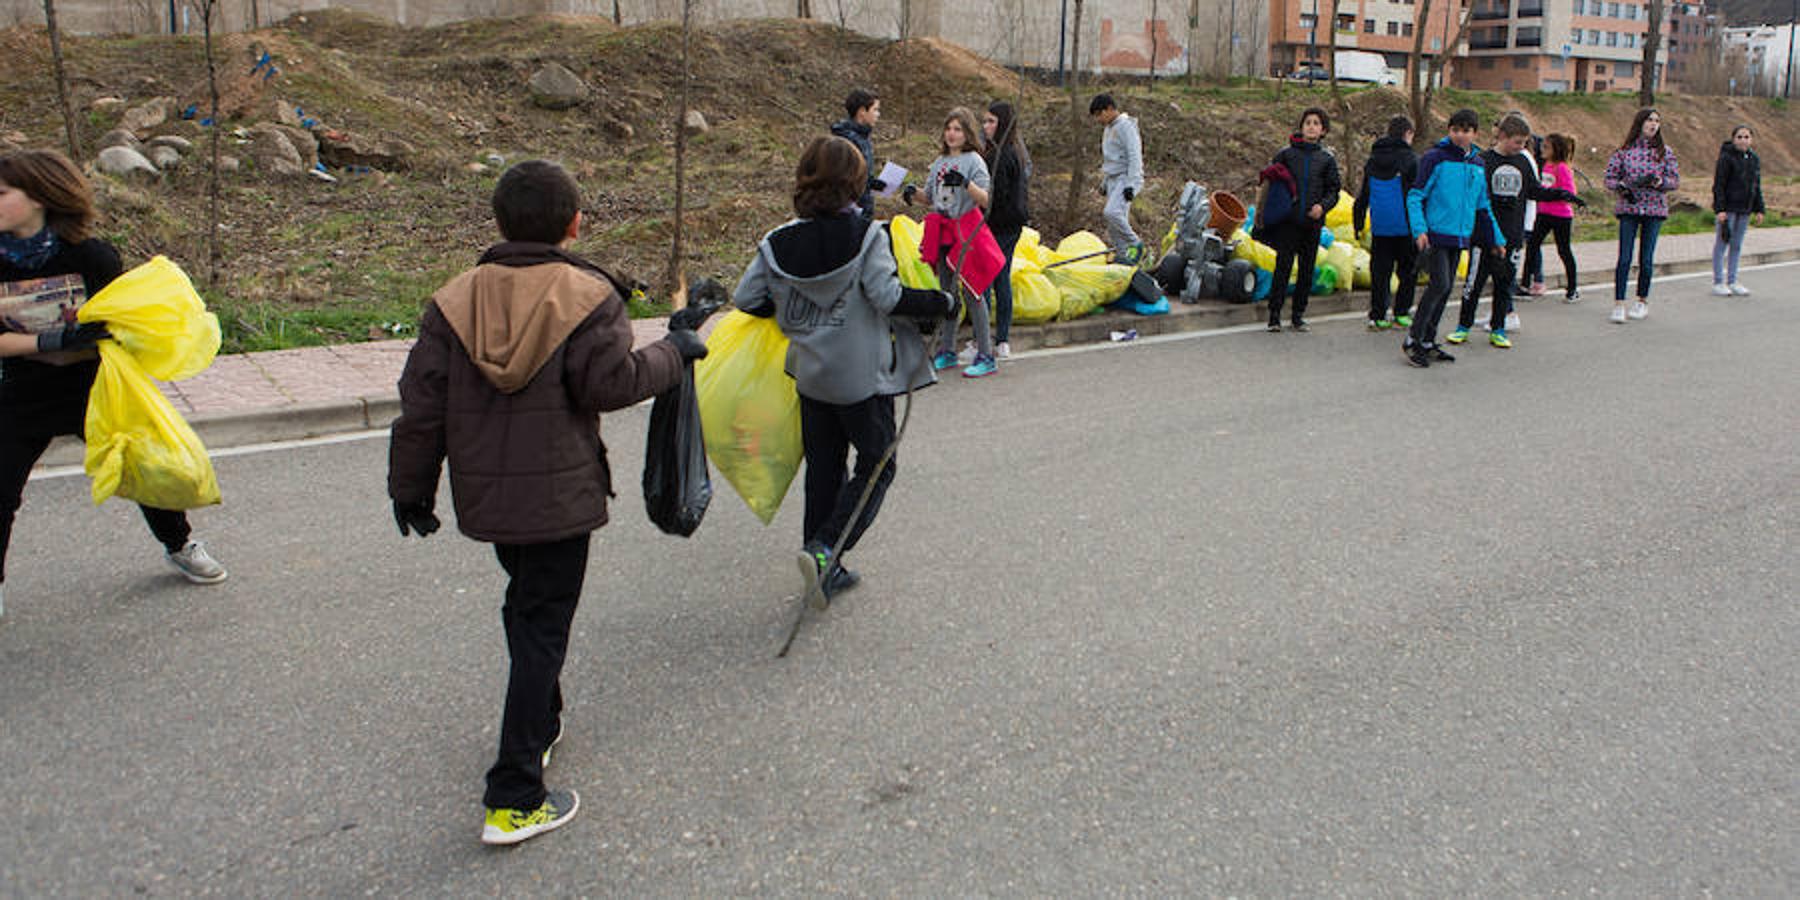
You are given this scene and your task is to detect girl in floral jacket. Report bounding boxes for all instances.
[1602,108,1680,323]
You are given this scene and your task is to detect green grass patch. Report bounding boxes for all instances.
[1571,206,1800,243]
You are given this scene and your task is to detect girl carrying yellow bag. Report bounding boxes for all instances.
[0,150,226,617]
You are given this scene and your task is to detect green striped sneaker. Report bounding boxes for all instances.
[483,789,579,846]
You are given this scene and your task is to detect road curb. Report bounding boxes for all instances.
[32,247,1797,468]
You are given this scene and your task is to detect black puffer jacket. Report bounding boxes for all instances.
[1711,142,1765,215]
[985,142,1031,234]
[1272,135,1342,230]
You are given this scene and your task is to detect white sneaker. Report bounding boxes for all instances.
[1729,283,1751,296]
[956,340,977,365]
[1504,311,1521,332]
[1628,301,1649,320]
[995,341,1011,360]
[1711,282,1732,296]
[1609,305,1627,324]
[167,540,228,584]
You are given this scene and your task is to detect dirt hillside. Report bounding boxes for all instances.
[1,12,1794,349]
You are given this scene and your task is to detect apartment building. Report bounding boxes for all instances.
[1722,23,1796,96]
[1456,0,1671,94]
[1267,0,1469,81]
[1663,1,1719,91]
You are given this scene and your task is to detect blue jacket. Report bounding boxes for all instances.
[1408,138,1505,249]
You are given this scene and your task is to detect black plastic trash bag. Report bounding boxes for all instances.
[644,363,712,537]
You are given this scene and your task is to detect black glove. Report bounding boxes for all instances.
[666,329,709,361]
[394,500,440,537]
[1571,195,1588,208]
[901,183,918,204]
[1122,187,1136,202]
[36,321,109,353]
[1620,189,1639,206]
[1633,173,1659,189]
[869,177,887,193]
[939,169,966,188]
[893,287,957,320]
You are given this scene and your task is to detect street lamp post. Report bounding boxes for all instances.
[1059,0,1069,86]
[1310,0,1320,82]
[1786,0,1796,99]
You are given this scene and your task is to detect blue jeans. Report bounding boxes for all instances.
[988,228,1021,343]
[1712,212,1750,284]
[1614,215,1663,301]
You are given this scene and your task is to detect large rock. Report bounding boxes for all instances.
[120,97,175,135]
[147,135,193,152]
[96,145,160,180]
[682,110,710,134]
[89,97,127,117]
[97,129,141,151]
[528,63,590,110]
[247,124,304,177]
[147,145,183,170]
[316,129,413,171]
[271,124,319,171]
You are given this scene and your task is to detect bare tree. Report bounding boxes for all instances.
[42,0,80,159]
[1639,0,1663,107]
[1061,0,1088,229]
[1411,0,1475,130]
[665,0,693,298]
[1327,0,1340,99]
[196,0,223,284]
[797,0,811,17]
[1148,0,1160,87]
[1407,0,1433,130]
[613,1,621,25]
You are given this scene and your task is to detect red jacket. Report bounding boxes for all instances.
[919,207,1006,296]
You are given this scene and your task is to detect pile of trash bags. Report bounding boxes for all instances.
[1229,191,1470,302]
[891,215,1134,324]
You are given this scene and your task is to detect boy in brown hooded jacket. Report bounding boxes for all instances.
[387,160,708,846]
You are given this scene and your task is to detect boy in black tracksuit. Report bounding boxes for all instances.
[1353,116,1419,329]
[1451,113,1580,347]
[1266,107,1342,332]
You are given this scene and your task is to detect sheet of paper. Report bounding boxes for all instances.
[874,161,908,197]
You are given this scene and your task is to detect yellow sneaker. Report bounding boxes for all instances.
[482,788,579,846]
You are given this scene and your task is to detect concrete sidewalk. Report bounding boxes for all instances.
[36,225,1800,468]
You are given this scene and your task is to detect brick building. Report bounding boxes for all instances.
[1266,0,1469,83]
[1455,0,1671,94]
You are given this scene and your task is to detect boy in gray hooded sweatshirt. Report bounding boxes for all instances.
[734,136,952,607]
[1091,94,1145,263]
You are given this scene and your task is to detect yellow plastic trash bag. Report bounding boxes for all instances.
[1323,243,1355,294]
[1351,247,1373,289]
[695,311,801,525]
[1045,263,1132,321]
[1330,223,1356,250]
[1231,230,1277,272]
[1053,231,1109,262]
[1324,191,1356,231]
[888,215,940,291]
[1010,271,1060,324]
[77,256,220,382]
[83,341,221,509]
[1012,227,1052,270]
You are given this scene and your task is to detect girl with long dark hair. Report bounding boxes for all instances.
[1601,108,1680,323]
[982,100,1030,360]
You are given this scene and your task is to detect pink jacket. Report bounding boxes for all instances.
[1537,162,1576,220]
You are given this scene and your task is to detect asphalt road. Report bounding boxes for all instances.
[3,265,1795,895]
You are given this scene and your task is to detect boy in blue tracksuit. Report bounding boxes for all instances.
[1404,109,1506,368]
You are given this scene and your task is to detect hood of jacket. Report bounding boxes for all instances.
[755,214,871,312]
[1365,135,1416,179]
[430,242,618,395]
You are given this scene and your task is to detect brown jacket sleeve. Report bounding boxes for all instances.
[564,291,684,412]
[387,304,451,504]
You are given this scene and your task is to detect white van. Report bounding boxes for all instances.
[1334,50,1400,86]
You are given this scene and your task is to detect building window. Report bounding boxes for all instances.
[1403,22,1414,37]
[1387,21,1399,35]
[1588,29,1600,44]
[1480,57,1496,69]
[1514,56,1531,69]
[1615,60,1635,77]
[1596,63,1607,74]
[1606,31,1618,46]
[1571,31,1582,44]
[1299,14,1316,29]
[1365,18,1376,33]
[1516,25,1543,46]
[1607,2,1620,17]
[1551,56,1565,69]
